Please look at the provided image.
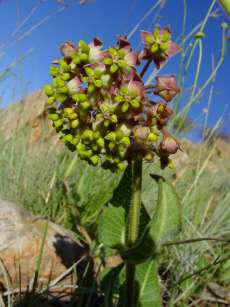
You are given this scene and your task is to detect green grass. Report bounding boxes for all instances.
[0,120,229,306]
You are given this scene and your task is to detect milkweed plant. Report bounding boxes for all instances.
[44,26,183,306]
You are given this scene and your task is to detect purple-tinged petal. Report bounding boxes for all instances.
[124,51,138,67]
[140,31,153,43]
[128,80,145,97]
[160,131,181,155]
[167,40,181,57]
[60,41,76,58]
[117,36,131,49]
[67,77,82,93]
[92,37,103,47]
[154,75,180,102]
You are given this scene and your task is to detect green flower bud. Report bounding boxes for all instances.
[79,40,90,53]
[49,113,59,121]
[61,73,71,81]
[109,142,116,150]
[85,67,95,77]
[56,94,67,103]
[117,60,126,68]
[92,144,98,151]
[71,137,80,145]
[47,97,55,105]
[59,60,70,72]
[71,119,79,128]
[59,86,69,94]
[115,130,124,140]
[162,31,170,42]
[77,143,86,151]
[120,136,130,146]
[53,78,65,87]
[73,55,81,64]
[64,108,73,114]
[96,137,105,148]
[145,35,155,45]
[93,131,101,139]
[153,26,160,39]
[151,43,159,53]
[80,149,93,158]
[104,119,110,127]
[94,79,103,88]
[49,66,59,76]
[168,159,174,169]
[145,151,154,161]
[114,95,123,103]
[148,132,158,142]
[90,155,100,165]
[121,102,129,113]
[160,42,168,51]
[221,22,228,30]
[106,131,116,142]
[131,99,140,108]
[108,47,117,57]
[78,93,87,102]
[195,31,205,39]
[88,84,96,94]
[63,134,73,142]
[79,53,88,62]
[110,64,118,74]
[81,100,91,110]
[117,162,125,171]
[68,113,78,120]
[54,119,63,128]
[82,129,93,140]
[120,87,129,95]
[44,84,54,96]
[103,57,113,65]
[110,114,118,123]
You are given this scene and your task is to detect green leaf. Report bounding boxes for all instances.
[149,176,182,247]
[135,260,162,307]
[99,204,126,249]
[109,165,132,212]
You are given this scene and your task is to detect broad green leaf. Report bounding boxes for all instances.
[120,225,155,264]
[149,177,182,246]
[99,204,126,249]
[109,165,132,212]
[219,0,230,16]
[135,260,162,307]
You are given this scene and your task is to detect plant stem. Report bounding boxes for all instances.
[125,156,143,306]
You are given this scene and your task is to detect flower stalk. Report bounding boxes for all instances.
[125,155,143,306]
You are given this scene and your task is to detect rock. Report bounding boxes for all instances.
[0,198,92,298]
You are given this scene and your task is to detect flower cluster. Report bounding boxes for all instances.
[44,26,181,172]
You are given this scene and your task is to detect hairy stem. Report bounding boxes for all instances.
[125,156,143,306]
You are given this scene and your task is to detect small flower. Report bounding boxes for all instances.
[154,75,180,102]
[88,37,106,63]
[103,37,138,74]
[60,41,76,58]
[140,26,180,68]
[159,132,181,155]
[67,76,82,94]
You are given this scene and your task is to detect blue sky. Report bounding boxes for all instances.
[0,0,229,136]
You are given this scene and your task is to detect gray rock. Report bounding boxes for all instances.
[0,198,91,297]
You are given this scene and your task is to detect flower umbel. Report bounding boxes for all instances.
[44,28,181,172]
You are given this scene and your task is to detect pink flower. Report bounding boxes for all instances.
[88,37,106,63]
[60,41,76,58]
[154,75,180,102]
[140,26,180,68]
[160,132,181,155]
